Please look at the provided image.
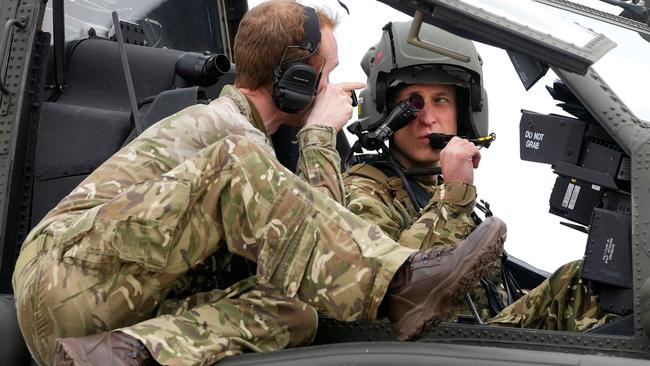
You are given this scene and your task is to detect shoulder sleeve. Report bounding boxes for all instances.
[296,125,345,204]
[399,182,478,249]
[344,165,410,242]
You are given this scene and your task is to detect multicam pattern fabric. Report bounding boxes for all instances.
[123,277,318,366]
[343,162,503,321]
[296,125,346,204]
[13,86,415,365]
[343,163,617,328]
[344,163,477,249]
[487,260,619,331]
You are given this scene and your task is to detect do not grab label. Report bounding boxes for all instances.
[523,130,544,150]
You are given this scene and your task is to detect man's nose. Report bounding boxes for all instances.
[418,107,436,126]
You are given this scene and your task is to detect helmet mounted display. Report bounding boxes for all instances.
[358,20,488,139]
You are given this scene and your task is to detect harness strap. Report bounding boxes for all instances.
[346,162,428,213]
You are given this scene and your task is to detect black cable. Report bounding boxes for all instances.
[372,160,423,211]
[500,250,525,305]
[464,293,484,324]
[429,132,496,149]
[343,140,362,171]
[336,0,350,14]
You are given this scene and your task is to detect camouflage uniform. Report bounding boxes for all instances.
[343,162,618,330]
[343,162,503,321]
[13,86,415,365]
[487,260,619,331]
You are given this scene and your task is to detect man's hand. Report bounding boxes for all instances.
[305,82,365,131]
[439,136,481,184]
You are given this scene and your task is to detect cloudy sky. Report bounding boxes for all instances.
[249,0,649,272]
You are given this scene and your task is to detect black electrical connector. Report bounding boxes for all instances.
[429,132,496,149]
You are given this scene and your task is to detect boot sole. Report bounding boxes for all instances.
[395,217,507,341]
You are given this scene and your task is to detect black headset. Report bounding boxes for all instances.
[272,6,322,114]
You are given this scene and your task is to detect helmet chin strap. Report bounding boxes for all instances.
[405,166,441,176]
[386,150,441,177]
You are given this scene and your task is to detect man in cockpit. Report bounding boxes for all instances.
[345,19,618,331]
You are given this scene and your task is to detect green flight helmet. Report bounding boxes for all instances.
[358,20,488,139]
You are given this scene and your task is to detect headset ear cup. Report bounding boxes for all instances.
[271,5,322,114]
[272,62,319,113]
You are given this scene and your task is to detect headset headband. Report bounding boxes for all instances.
[300,6,320,53]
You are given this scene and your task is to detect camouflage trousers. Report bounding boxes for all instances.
[487,260,619,331]
[13,135,414,365]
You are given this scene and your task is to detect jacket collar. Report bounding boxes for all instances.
[219,85,267,135]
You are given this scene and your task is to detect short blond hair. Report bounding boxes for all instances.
[234,0,338,89]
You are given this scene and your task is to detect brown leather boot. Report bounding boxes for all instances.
[52,331,154,366]
[387,216,506,340]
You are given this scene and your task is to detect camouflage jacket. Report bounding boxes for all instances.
[26,85,346,296]
[344,161,505,320]
[237,89,345,204]
[343,162,477,250]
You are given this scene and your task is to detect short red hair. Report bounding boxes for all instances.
[234,0,338,89]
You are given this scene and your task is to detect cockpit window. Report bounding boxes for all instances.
[465,0,600,47]
[42,0,228,54]
[403,0,617,75]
